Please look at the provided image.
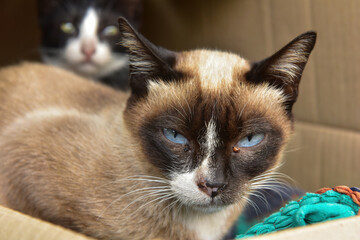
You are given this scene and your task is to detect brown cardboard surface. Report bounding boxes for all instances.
[281,121,360,191]
[249,216,360,240]
[308,0,360,131]
[0,205,94,240]
[142,0,274,57]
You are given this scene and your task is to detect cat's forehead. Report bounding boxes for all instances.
[176,50,250,91]
[144,50,287,129]
[147,50,285,109]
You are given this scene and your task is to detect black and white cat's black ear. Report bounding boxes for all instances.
[118,17,181,100]
[246,31,317,113]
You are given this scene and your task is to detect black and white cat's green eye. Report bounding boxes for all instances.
[237,133,265,148]
[163,128,188,144]
[60,22,76,34]
[102,25,119,36]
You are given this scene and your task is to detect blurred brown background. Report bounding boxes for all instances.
[0,0,359,191]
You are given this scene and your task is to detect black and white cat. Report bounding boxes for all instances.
[38,0,142,90]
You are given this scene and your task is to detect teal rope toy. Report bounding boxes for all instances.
[236,186,360,239]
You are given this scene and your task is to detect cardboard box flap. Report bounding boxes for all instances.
[0,205,94,240]
[282,120,360,191]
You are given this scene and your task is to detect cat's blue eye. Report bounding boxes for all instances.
[60,22,76,34]
[237,133,265,148]
[102,25,119,36]
[163,128,188,145]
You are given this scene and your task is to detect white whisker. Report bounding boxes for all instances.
[238,101,248,120]
[98,187,171,219]
[119,193,176,221]
[119,190,173,214]
[247,191,271,211]
[173,93,189,118]
[157,198,179,217]
[241,195,260,216]
[170,103,186,119]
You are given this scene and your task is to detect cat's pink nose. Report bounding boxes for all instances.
[81,43,96,60]
[197,180,227,198]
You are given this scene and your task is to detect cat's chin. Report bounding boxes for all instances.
[180,197,232,214]
[75,62,100,76]
[190,204,227,214]
[71,54,128,79]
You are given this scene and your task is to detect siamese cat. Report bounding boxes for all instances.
[0,18,316,240]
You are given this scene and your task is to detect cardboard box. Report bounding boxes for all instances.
[0,205,93,240]
[1,203,360,239]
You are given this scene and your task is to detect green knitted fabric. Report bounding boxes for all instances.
[236,190,359,239]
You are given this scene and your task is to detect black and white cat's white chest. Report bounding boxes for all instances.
[38,0,142,90]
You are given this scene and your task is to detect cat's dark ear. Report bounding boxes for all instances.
[118,17,181,102]
[246,31,317,113]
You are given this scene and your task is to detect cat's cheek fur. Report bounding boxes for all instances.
[64,38,84,64]
[91,42,112,65]
[95,52,129,78]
